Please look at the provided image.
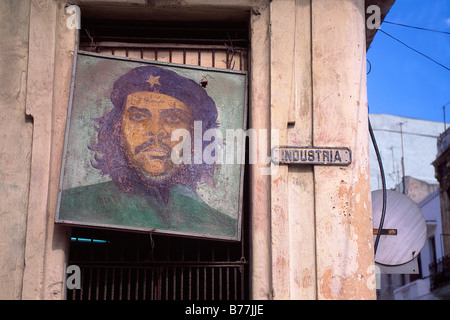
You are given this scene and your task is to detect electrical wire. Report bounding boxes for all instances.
[379,29,450,72]
[383,21,450,35]
[367,59,372,75]
[369,118,387,256]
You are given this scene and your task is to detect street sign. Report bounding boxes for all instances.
[271,146,352,166]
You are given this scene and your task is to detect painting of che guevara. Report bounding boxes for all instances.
[56,51,247,241]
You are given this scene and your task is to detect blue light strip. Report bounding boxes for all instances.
[70,237,108,243]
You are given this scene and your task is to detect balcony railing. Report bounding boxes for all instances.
[429,255,450,291]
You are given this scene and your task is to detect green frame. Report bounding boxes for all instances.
[55,51,248,241]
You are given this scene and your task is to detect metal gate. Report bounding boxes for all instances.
[67,227,248,300]
[66,23,249,300]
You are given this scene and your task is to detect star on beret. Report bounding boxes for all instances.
[146,75,160,89]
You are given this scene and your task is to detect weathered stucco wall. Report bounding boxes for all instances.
[0,0,33,300]
[267,0,375,300]
[0,0,381,300]
[312,0,375,299]
[21,0,76,300]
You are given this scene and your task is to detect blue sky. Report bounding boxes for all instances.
[367,0,450,123]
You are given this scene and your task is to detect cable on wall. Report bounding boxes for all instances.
[369,117,387,256]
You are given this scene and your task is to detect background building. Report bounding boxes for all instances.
[430,127,450,298]
[369,114,450,299]
[369,113,445,191]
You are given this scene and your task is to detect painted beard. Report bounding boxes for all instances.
[120,136,194,205]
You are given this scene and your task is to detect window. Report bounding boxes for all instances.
[67,15,249,300]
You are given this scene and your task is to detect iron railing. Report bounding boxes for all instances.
[429,255,450,290]
[67,230,248,300]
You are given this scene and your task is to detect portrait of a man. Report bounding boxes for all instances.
[57,53,246,240]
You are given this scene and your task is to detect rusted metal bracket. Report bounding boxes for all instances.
[373,229,397,236]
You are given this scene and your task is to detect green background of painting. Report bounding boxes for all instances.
[60,52,247,226]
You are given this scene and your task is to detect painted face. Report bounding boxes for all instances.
[121,91,193,179]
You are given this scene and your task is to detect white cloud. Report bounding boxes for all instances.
[445,18,450,27]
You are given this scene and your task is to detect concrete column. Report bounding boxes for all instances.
[43,2,76,300]
[22,0,58,300]
[269,0,316,299]
[267,0,375,299]
[22,0,76,299]
[0,0,33,299]
[311,0,375,299]
[249,4,273,300]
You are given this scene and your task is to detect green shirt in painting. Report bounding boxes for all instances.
[59,181,237,239]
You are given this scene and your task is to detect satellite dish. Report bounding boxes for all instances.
[372,189,426,266]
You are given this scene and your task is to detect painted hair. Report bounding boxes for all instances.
[89,65,219,203]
